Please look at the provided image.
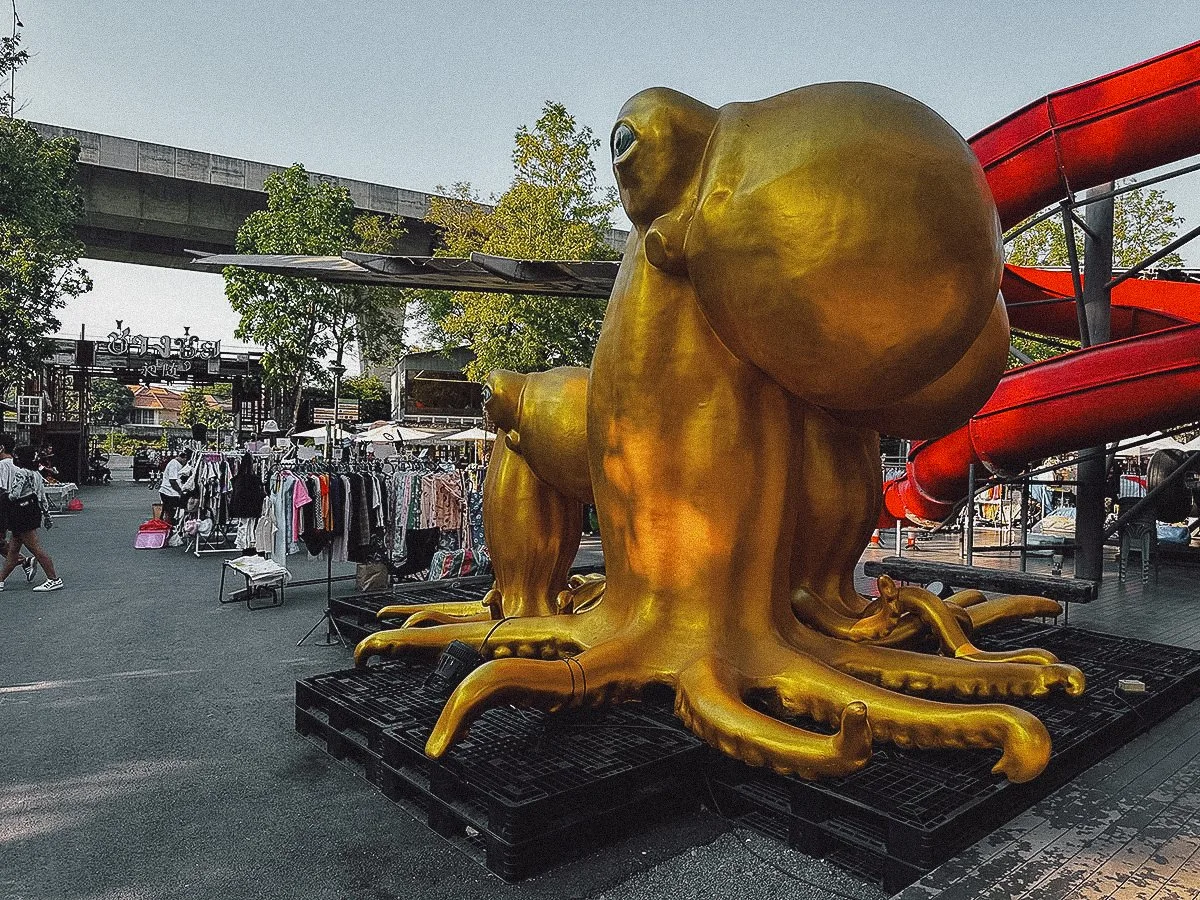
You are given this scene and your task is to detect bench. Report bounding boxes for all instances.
[862,556,1097,605]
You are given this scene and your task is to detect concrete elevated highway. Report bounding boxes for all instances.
[31,122,444,269]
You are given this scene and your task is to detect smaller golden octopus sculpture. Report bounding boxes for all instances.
[357,84,1085,783]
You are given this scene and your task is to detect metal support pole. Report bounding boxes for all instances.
[1075,184,1114,582]
[895,518,903,557]
[1020,475,1030,573]
[966,463,976,566]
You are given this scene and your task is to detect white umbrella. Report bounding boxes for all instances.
[292,425,352,442]
[353,422,436,443]
[435,426,496,442]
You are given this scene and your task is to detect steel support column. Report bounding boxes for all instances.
[1075,184,1114,582]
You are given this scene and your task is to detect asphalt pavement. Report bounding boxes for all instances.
[0,464,885,900]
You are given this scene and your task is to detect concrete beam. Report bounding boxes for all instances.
[30,122,441,269]
[30,122,628,271]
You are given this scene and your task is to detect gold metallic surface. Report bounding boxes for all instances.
[357,83,1082,783]
[485,367,593,505]
[476,426,581,619]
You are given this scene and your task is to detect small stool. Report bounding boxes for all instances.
[219,556,288,610]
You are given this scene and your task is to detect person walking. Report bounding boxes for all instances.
[0,434,39,584]
[0,444,63,592]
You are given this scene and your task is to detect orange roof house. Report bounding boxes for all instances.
[129,385,223,427]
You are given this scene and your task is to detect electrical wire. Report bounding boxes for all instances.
[1110,681,1151,729]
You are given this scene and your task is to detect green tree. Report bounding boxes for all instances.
[1006,186,1186,366]
[340,373,387,403]
[88,378,134,425]
[179,386,231,430]
[1,32,29,117]
[0,35,91,394]
[414,102,619,381]
[224,164,408,427]
[1007,187,1186,270]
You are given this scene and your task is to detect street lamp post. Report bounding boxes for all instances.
[327,361,347,461]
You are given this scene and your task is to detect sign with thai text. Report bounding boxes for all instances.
[105,322,221,362]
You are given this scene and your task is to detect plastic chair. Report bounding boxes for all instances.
[1118,508,1158,585]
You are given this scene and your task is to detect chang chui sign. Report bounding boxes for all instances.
[105,322,222,379]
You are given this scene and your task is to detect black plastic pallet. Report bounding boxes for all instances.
[328,565,606,637]
[717,623,1200,892]
[376,754,691,881]
[380,705,696,844]
[295,657,700,880]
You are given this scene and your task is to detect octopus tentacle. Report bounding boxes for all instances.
[402,609,496,628]
[791,586,900,642]
[808,639,1086,700]
[556,574,607,613]
[675,655,873,778]
[946,589,988,607]
[757,638,1056,782]
[426,638,647,758]
[887,580,1061,666]
[354,614,594,667]
[376,599,493,621]
[966,594,1064,630]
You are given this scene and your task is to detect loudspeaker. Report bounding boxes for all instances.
[191,422,209,442]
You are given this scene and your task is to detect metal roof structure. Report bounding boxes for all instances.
[190,251,619,298]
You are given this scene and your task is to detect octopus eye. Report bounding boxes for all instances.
[612,123,636,160]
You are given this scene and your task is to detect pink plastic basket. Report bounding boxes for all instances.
[134,530,168,549]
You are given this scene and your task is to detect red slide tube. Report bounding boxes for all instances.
[882,324,1200,526]
[971,40,1200,230]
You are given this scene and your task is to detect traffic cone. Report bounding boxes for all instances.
[870,529,881,547]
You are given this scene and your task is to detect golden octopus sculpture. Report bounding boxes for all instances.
[357,84,1085,783]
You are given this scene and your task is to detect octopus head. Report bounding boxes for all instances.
[483,369,526,449]
[612,84,1008,438]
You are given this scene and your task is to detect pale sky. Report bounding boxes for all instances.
[16,0,1200,360]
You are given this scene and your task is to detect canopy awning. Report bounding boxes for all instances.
[292,425,353,442]
[1114,433,1188,457]
[353,423,437,443]
[190,251,619,298]
[434,426,497,442]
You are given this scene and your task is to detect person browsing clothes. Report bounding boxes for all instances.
[0,444,63,592]
[158,447,193,523]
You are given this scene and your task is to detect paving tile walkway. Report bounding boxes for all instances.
[872,539,1200,899]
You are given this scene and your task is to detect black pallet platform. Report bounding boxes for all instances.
[328,566,606,642]
[716,622,1200,893]
[296,657,701,880]
[328,575,498,641]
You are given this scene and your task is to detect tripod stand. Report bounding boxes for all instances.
[297,546,349,647]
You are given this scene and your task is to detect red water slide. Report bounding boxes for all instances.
[880,40,1200,526]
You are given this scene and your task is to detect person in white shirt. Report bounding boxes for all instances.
[0,444,62,592]
[158,447,193,523]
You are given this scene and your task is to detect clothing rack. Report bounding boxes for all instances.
[286,458,387,647]
[185,451,243,557]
